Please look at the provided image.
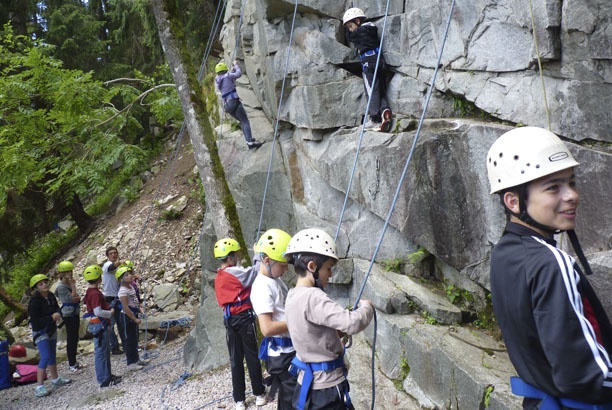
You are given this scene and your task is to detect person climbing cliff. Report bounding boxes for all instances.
[343,7,392,133]
[215,60,264,150]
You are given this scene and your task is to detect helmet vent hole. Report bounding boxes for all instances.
[521,170,525,174]
[498,179,501,183]
[493,161,497,166]
[535,164,540,168]
[514,155,519,160]
[526,163,530,167]
[499,153,503,158]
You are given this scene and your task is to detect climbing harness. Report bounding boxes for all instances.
[222,296,251,319]
[255,0,299,241]
[510,377,612,410]
[291,354,351,410]
[258,336,293,361]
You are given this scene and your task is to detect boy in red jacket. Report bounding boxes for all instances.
[214,238,266,410]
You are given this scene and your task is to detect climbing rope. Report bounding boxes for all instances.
[527,0,552,130]
[334,0,392,242]
[218,0,247,141]
[255,0,299,241]
[198,0,228,80]
[352,0,457,308]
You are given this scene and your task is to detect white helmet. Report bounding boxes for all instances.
[487,127,579,194]
[284,228,338,261]
[343,7,366,25]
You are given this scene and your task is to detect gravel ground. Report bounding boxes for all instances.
[1,335,277,410]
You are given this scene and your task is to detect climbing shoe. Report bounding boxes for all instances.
[247,141,263,150]
[380,108,392,132]
[51,376,71,387]
[34,385,50,397]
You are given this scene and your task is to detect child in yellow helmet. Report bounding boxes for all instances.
[215,60,263,150]
[28,273,72,397]
[213,237,266,410]
[55,260,85,374]
[250,229,296,409]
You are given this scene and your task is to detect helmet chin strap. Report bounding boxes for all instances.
[514,187,593,276]
[294,254,324,289]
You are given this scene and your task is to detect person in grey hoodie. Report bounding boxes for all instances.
[215,60,263,150]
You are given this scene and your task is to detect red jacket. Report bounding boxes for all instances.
[214,255,260,317]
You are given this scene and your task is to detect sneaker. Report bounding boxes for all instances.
[235,401,246,410]
[380,108,392,132]
[35,385,50,397]
[256,394,267,406]
[247,141,263,150]
[364,120,381,130]
[111,346,124,355]
[127,363,143,371]
[100,375,122,388]
[51,376,71,387]
[136,360,149,366]
[68,365,83,374]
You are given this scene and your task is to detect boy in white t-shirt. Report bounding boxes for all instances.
[251,229,296,409]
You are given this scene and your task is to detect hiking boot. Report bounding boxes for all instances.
[51,376,71,387]
[34,385,50,397]
[127,363,143,371]
[380,108,392,132]
[136,360,149,366]
[247,141,263,150]
[235,401,246,410]
[111,346,123,355]
[256,394,267,406]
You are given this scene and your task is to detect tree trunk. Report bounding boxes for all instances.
[68,194,94,234]
[0,286,27,318]
[151,0,249,260]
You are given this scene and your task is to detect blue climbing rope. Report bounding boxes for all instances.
[334,0,392,242]
[198,0,228,80]
[255,0,299,241]
[352,0,457,308]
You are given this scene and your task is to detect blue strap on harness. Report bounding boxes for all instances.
[258,337,293,361]
[360,47,379,59]
[223,297,250,319]
[510,377,612,410]
[291,355,349,410]
[222,90,239,100]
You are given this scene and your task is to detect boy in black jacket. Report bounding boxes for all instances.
[343,7,392,132]
[487,127,612,407]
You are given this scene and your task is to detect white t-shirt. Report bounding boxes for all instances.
[251,273,294,357]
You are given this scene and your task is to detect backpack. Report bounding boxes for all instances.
[13,364,45,385]
[0,340,10,390]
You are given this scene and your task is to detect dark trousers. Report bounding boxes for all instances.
[119,312,140,365]
[105,296,127,349]
[292,379,354,410]
[224,98,254,143]
[265,351,297,410]
[224,309,265,402]
[63,315,80,366]
[361,58,389,122]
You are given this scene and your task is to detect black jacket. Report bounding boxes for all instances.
[28,292,60,334]
[491,222,612,402]
[346,22,380,56]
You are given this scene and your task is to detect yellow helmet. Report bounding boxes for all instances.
[215,62,228,73]
[123,260,135,270]
[84,265,102,281]
[257,229,292,262]
[214,238,240,259]
[30,274,49,289]
[58,260,74,272]
[115,266,130,281]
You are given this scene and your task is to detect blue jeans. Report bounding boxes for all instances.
[35,336,57,369]
[90,323,112,385]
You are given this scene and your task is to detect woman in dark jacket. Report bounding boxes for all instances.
[28,274,71,397]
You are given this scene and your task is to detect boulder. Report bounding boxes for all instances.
[143,310,192,330]
[86,249,99,267]
[166,195,188,213]
[183,286,229,371]
[151,284,181,311]
[57,220,74,231]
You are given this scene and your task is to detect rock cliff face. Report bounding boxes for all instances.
[185,0,612,406]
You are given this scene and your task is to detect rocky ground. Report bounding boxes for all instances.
[1,333,277,409]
